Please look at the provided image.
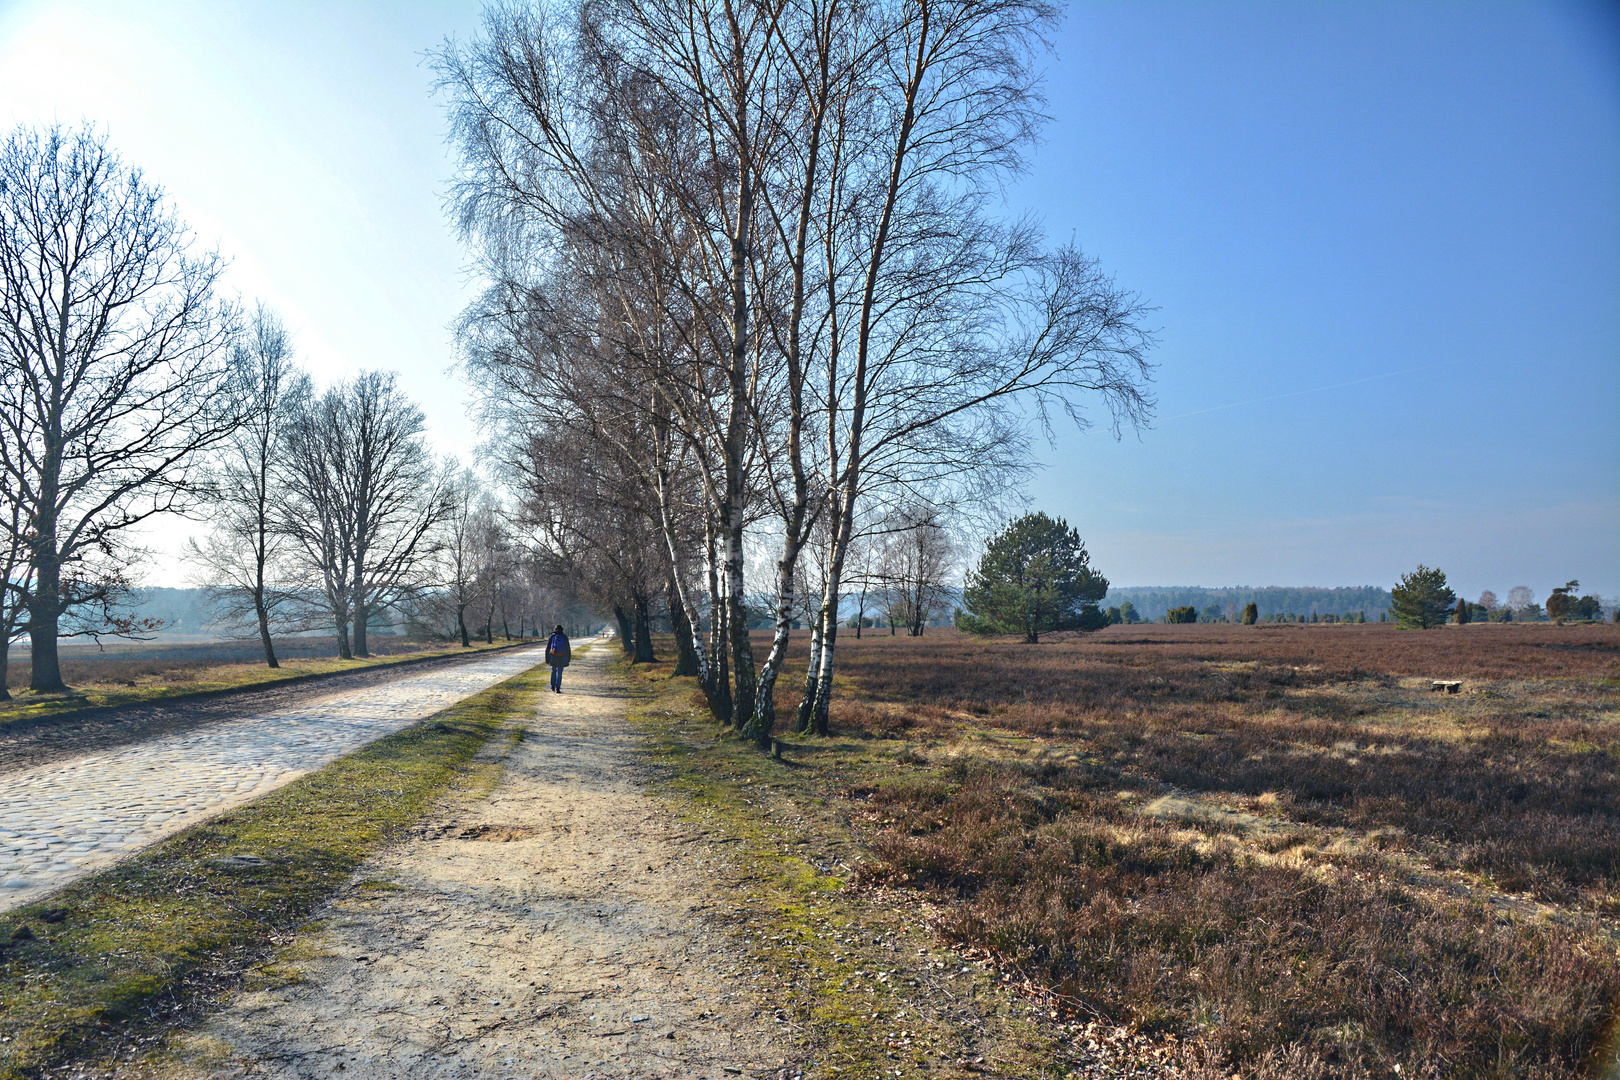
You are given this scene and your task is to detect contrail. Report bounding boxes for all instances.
[1160,368,1418,422]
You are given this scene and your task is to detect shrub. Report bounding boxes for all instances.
[1166,605,1197,624]
[1241,602,1258,625]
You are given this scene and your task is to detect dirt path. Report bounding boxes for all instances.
[179,646,796,1080]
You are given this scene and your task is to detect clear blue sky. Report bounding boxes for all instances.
[1,0,1615,600]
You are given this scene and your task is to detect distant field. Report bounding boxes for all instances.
[763,622,1620,1077]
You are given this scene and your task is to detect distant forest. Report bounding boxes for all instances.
[1101,586,1394,622]
[111,586,1396,638]
[130,587,221,635]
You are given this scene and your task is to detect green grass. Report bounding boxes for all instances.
[0,638,531,729]
[0,662,548,1080]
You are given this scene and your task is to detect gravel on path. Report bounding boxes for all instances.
[178,645,798,1080]
[0,648,546,913]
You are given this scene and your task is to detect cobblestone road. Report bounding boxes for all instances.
[0,648,546,913]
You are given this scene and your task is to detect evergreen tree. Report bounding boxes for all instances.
[1241,602,1258,625]
[1390,565,1458,629]
[1455,598,1469,624]
[1546,581,1580,622]
[957,513,1108,643]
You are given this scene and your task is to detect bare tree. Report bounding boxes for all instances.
[1506,586,1535,615]
[439,1,1156,748]
[795,1,1155,735]
[277,381,356,656]
[277,372,449,658]
[0,124,241,692]
[438,467,488,648]
[876,504,956,636]
[345,372,452,655]
[438,0,791,729]
[186,305,299,667]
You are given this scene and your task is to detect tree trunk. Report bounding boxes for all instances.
[614,605,635,654]
[633,594,656,664]
[0,640,11,701]
[705,523,733,723]
[654,457,712,694]
[256,599,280,668]
[722,509,755,730]
[352,598,370,657]
[795,603,827,735]
[811,588,840,737]
[28,547,67,693]
[669,576,699,677]
[807,495,856,737]
[335,618,353,660]
[457,604,471,647]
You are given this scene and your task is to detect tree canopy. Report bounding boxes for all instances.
[957,513,1108,643]
[1390,565,1457,629]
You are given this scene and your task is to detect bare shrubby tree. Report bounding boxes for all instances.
[186,306,300,667]
[876,504,956,636]
[0,124,242,691]
[436,467,489,648]
[277,372,450,658]
[469,494,516,644]
[1506,586,1535,615]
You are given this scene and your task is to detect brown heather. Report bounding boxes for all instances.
[779,623,1620,1078]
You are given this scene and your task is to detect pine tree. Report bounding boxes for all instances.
[957,513,1109,643]
[1390,565,1458,629]
[1546,581,1578,623]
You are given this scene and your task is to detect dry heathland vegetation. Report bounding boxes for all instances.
[648,622,1618,1079]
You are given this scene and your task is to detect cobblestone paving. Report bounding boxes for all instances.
[0,648,545,913]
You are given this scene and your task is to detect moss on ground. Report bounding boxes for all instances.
[616,655,1062,1079]
[0,664,548,1080]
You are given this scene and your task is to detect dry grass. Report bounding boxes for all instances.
[750,623,1620,1078]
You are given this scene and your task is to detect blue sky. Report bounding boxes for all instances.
[1,0,1615,599]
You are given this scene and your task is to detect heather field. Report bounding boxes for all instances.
[773,622,1620,1077]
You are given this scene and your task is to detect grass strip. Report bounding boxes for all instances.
[0,662,547,1080]
[0,638,534,730]
[617,654,1057,1079]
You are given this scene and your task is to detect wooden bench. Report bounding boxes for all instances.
[1431,680,1462,694]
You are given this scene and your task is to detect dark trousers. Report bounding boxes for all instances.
[550,664,563,691]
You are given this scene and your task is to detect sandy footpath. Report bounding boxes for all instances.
[179,645,796,1080]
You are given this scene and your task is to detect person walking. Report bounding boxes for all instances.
[545,625,571,693]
